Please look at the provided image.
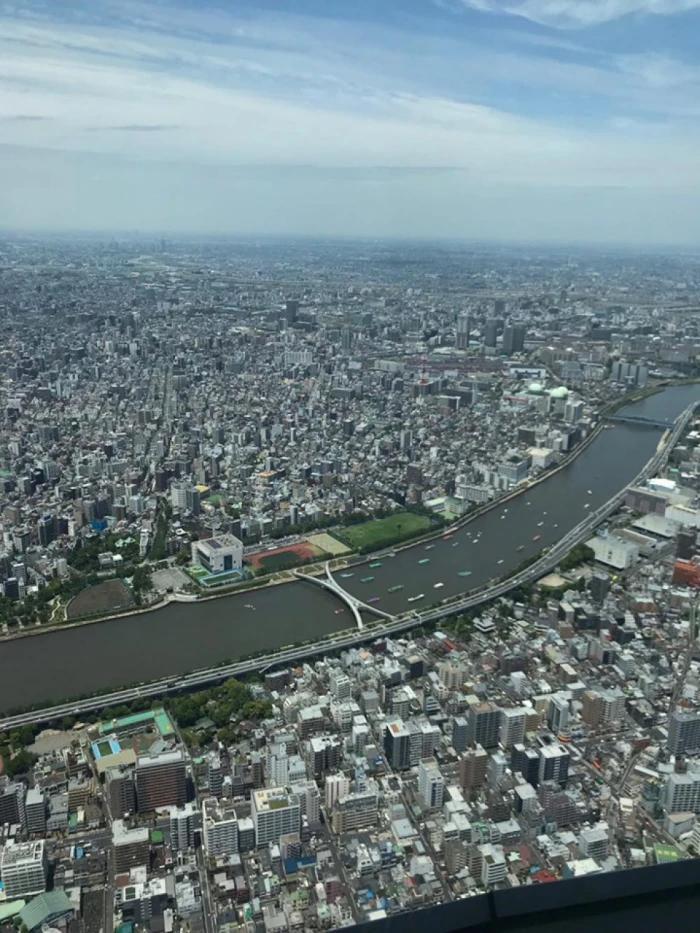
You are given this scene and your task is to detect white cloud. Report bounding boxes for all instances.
[460,0,700,28]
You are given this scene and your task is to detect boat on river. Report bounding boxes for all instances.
[388,585,404,593]
[340,572,354,578]
[458,571,472,577]
[360,575,374,583]
[418,558,430,565]
[369,561,383,568]
[533,534,541,541]
[407,593,425,603]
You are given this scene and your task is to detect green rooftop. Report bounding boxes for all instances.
[654,843,680,864]
[19,891,73,932]
[98,707,174,737]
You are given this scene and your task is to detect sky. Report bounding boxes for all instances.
[2,0,700,243]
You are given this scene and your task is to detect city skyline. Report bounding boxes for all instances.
[2,0,700,243]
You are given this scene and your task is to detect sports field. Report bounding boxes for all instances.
[339,512,432,551]
[306,532,350,555]
[247,540,326,572]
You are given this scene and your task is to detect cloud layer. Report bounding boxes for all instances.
[0,0,699,242]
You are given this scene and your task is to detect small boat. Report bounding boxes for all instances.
[245,604,255,610]
[553,523,558,528]
[587,489,592,495]
[543,511,547,516]
[434,582,444,589]
[334,608,344,614]
[526,501,531,505]
[388,585,404,593]
[407,594,425,603]
[452,542,460,548]
[498,559,504,565]
[369,561,382,569]
[443,534,454,541]
[425,544,435,551]
[388,551,397,557]
[360,576,374,583]
[418,558,430,565]
[517,545,525,552]
[458,571,472,577]
[340,572,354,579]
[500,515,505,520]
[368,596,381,604]
[584,503,590,509]
[537,521,544,527]
[533,534,541,541]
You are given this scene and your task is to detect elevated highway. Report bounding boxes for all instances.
[1,400,695,734]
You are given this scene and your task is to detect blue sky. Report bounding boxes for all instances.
[2,0,700,242]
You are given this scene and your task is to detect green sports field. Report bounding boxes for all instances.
[339,512,432,551]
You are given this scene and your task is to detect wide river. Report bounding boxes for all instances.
[2,384,699,713]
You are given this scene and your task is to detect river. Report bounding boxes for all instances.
[2,383,698,713]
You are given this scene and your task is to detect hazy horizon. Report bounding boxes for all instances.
[3,0,700,245]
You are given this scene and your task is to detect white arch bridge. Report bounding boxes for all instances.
[294,562,396,630]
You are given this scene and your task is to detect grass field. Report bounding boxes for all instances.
[306,532,351,556]
[339,512,433,551]
[67,579,135,620]
[247,541,326,573]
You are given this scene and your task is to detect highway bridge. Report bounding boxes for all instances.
[605,413,674,428]
[1,399,696,734]
[293,561,396,630]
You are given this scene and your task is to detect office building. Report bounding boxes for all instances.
[502,323,526,356]
[453,716,469,753]
[24,788,46,835]
[665,773,700,813]
[538,744,570,788]
[0,841,48,899]
[455,314,471,350]
[384,720,412,770]
[203,797,239,857]
[547,695,570,735]
[580,825,610,861]
[106,768,136,819]
[418,758,445,809]
[439,659,467,691]
[468,703,501,750]
[512,744,540,786]
[251,788,300,848]
[331,790,379,833]
[0,782,25,827]
[113,820,150,872]
[190,534,243,574]
[484,319,499,348]
[207,754,223,798]
[308,735,342,779]
[169,802,197,851]
[460,746,488,791]
[668,710,700,756]
[135,750,188,813]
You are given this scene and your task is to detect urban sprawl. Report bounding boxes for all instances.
[1,238,700,932]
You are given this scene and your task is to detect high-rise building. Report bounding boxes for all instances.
[468,703,501,750]
[0,841,47,899]
[24,788,46,835]
[668,710,700,756]
[538,744,570,788]
[0,782,25,827]
[511,744,540,787]
[113,820,150,873]
[308,735,342,779]
[547,695,570,735]
[207,754,223,798]
[251,788,300,848]
[664,773,700,813]
[106,768,136,819]
[484,319,499,348]
[459,746,488,792]
[169,803,197,851]
[325,774,351,810]
[418,758,444,809]
[135,750,188,813]
[329,669,352,700]
[455,314,471,350]
[203,797,239,857]
[452,716,469,753]
[502,323,526,356]
[500,708,527,748]
[384,720,411,770]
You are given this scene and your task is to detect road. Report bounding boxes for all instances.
[1,400,694,733]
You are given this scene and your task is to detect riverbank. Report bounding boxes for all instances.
[0,382,675,647]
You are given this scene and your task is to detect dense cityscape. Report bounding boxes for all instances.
[2,236,700,933]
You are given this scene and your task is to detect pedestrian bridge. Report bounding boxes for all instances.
[294,562,396,630]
